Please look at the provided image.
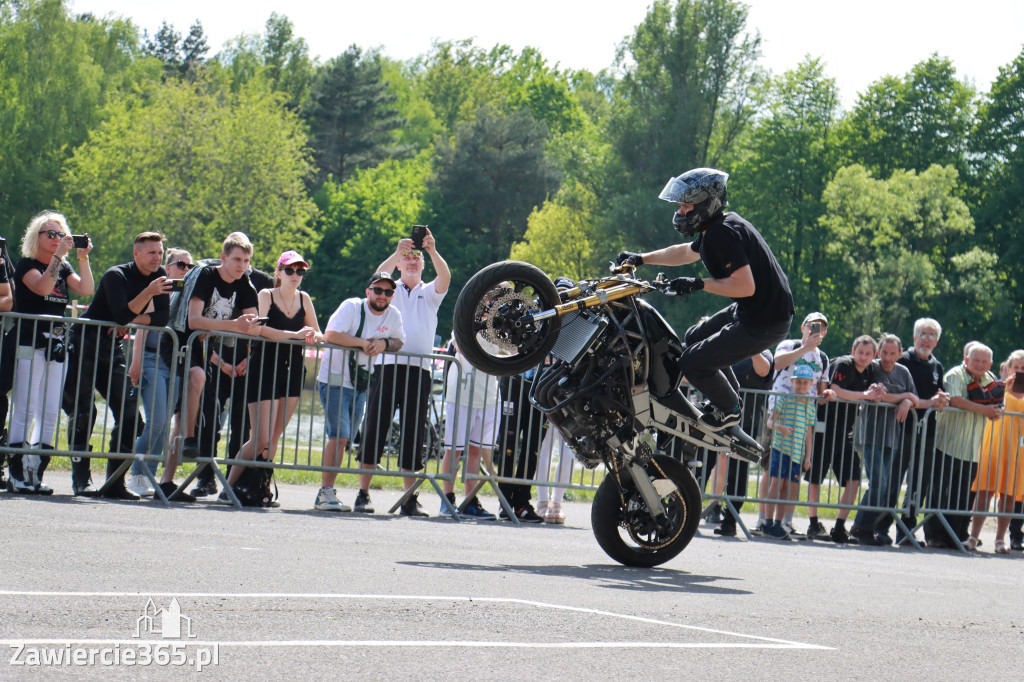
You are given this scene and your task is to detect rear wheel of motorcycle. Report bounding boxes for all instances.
[452,260,561,377]
[591,455,701,567]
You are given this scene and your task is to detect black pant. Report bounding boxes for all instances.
[923,449,977,543]
[62,327,143,470]
[0,324,15,452]
[496,374,546,508]
[679,304,791,413]
[1010,500,1024,544]
[195,361,250,485]
[359,364,432,471]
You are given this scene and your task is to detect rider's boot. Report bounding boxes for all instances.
[699,404,741,432]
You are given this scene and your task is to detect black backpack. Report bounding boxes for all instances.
[232,455,278,507]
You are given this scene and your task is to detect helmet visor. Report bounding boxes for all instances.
[658,176,707,204]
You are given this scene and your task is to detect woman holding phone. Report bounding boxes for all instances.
[225,251,321,491]
[7,211,93,494]
[968,349,1024,553]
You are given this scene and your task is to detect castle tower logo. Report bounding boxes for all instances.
[134,598,196,640]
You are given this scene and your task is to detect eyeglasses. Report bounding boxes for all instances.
[402,250,423,258]
[916,332,938,340]
[281,267,307,276]
[39,229,67,239]
[370,287,395,297]
[168,261,195,271]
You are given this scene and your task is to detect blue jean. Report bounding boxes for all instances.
[132,350,177,476]
[318,382,366,441]
[854,444,895,531]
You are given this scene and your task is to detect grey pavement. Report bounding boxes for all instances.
[0,471,1022,680]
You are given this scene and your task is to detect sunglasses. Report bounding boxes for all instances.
[370,287,395,297]
[168,261,195,271]
[281,267,307,276]
[39,229,67,239]
[402,250,423,258]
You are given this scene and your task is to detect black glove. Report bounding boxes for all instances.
[615,251,644,267]
[665,276,704,295]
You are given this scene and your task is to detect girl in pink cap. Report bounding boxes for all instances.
[227,250,322,488]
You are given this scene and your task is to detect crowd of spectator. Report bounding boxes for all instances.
[1,211,1023,552]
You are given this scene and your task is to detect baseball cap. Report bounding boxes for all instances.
[803,311,828,326]
[368,271,397,288]
[277,250,310,269]
[792,364,815,380]
[553,276,575,291]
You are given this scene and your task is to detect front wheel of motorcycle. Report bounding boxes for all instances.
[452,260,561,377]
[591,455,701,567]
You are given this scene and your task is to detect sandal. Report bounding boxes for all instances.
[544,501,565,524]
[964,536,980,551]
[995,540,1010,555]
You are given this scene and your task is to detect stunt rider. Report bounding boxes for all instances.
[616,168,794,434]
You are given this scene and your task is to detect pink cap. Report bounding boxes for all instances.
[277,250,309,269]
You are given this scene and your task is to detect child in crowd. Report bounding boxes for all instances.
[762,364,819,540]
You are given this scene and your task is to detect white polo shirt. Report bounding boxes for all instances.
[389,279,445,368]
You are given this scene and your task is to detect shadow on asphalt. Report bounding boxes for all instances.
[396,561,751,595]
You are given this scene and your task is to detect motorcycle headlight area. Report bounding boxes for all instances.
[551,311,607,365]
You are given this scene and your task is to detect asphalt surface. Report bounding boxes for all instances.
[1,472,1022,680]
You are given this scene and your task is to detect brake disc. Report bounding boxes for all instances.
[479,290,539,352]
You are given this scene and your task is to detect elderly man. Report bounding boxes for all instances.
[849,334,919,546]
[355,228,450,516]
[925,342,1003,548]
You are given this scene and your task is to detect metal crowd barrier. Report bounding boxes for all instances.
[3,307,1023,551]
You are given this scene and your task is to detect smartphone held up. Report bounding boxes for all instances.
[411,224,428,250]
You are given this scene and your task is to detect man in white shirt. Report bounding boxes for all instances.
[355,228,450,516]
[314,272,405,512]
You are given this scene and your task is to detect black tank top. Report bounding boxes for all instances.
[267,291,306,333]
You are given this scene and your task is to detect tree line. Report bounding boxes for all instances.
[1,0,1022,363]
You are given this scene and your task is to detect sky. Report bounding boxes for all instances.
[70,0,1023,108]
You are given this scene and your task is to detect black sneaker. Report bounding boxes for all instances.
[34,482,54,496]
[806,520,826,539]
[504,504,543,523]
[157,481,196,503]
[461,497,496,520]
[181,437,200,459]
[850,525,884,546]
[353,489,374,513]
[699,406,741,432]
[830,524,850,544]
[102,483,140,501]
[72,478,98,496]
[399,494,428,517]
[190,478,218,498]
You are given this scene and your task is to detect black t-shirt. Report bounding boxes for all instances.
[84,262,170,327]
[14,257,72,347]
[898,348,944,415]
[827,354,879,430]
[187,267,259,332]
[692,212,794,328]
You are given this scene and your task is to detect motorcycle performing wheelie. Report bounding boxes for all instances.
[451,168,794,567]
[451,260,765,567]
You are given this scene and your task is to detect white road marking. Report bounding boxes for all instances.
[0,591,832,651]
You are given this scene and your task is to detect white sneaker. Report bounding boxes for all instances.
[127,474,154,497]
[314,486,351,512]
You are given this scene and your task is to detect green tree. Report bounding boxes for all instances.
[143,19,209,81]
[217,13,313,109]
[307,153,431,321]
[969,46,1024,351]
[728,56,841,311]
[817,164,1000,358]
[599,0,764,252]
[837,54,976,179]
[303,45,408,183]
[60,77,318,274]
[510,181,602,281]
[0,0,148,237]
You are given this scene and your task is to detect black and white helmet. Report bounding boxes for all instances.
[658,168,729,237]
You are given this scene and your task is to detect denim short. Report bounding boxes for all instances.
[769,448,802,483]
[318,382,366,440]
